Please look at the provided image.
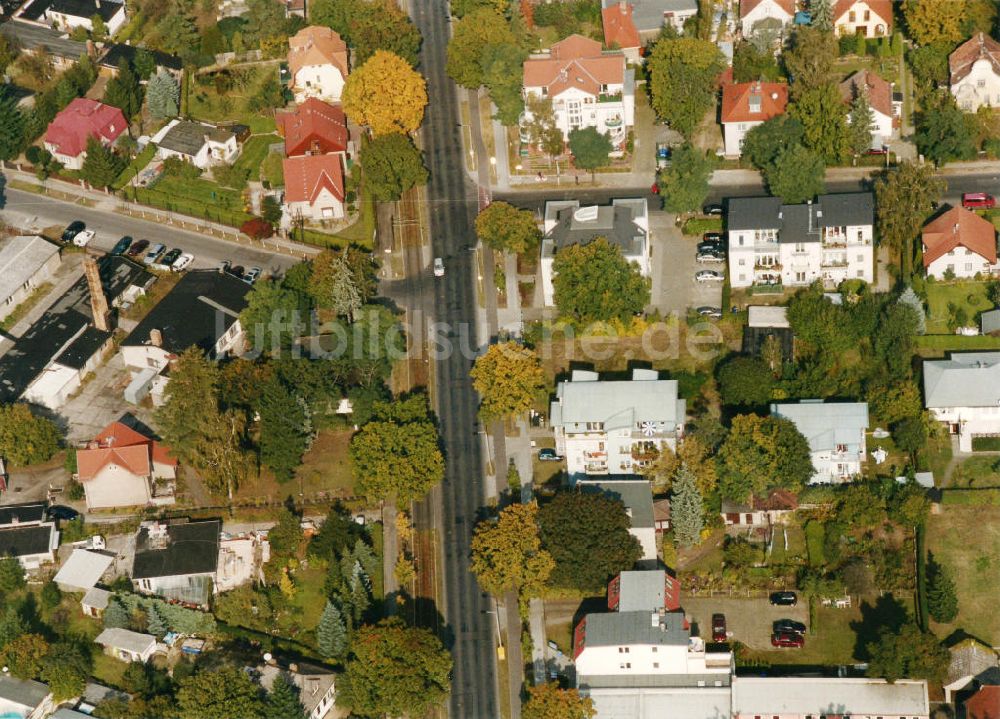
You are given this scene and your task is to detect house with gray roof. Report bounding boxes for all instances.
[771,400,868,484]
[727,193,874,289]
[151,119,239,169]
[0,675,53,719]
[923,352,1000,452]
[540,199,650,306]
[576,476,657,563]
[0,235,60,322]
[981,308,1000,335]
[258,663,337,719]
[551,368,685,477]
[95,627,157,663]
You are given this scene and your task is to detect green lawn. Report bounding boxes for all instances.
[926,505,1000,643]
[152,175,245,211]
[916,334,1000,353]
[804,521,826,567]
[233,134,281,180]
[92,653,129,688]
[187,65,281,128]
[112,143,157,190]
[748,605,862,666]
[925,279,993,334]
[948,456,1000,489]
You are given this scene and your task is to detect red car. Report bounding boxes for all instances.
[711,613,727,642]
[963,192,997,210]
[771,631,805,648]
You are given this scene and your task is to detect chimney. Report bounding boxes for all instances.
[83,255,111,332]
[150,329,163,347]
[289,663,299,673]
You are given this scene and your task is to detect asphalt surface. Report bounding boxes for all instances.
[410,3,499,718]
[2,186,298,276]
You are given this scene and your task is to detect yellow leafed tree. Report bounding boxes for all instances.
[902,0,967,45]
[470,502,554,600]
[343,50,428,136]
[469,341,546,421]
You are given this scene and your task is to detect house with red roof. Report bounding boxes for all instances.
[288,26,349,104]
[42,98,126,170]
[965,685,1000,719]
[739,0,795,37]
[922,206,1000,280]
[721,79,788,156]
[275,98,349,159]
[522,34,634,151]
[832,0,892,37]
[839,70,896,149]
[282,154,345,222]
[601,2,642,63]
[950,32,1000,112]
[76,421,177,510]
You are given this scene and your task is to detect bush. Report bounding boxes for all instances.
[681,217,723,236]
[972,436,1000,451]
[161,156,202,180]
[25,146,43,164]
[212,162,251,189]
[240,218,273,239]
[65,479,84,501]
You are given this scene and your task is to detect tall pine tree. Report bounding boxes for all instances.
[267,673,306,719]
[146,71,180,120]
[811,0,833,31]
[671,465,704,549]
[847,89,876,156]
[897,287,926,335]
[81,136,125,189]
[104,59,143,119]
[316,601,347,659]
[0,91,24,162]
[926,554,958,623]
[258,375,312,483]
[146,604,168,636]
[103,597,130,629]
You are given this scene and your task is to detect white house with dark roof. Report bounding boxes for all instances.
[0,676,53,719]
[151,119,239,170]
[540,199,649,306]
[0,236,60,322]
[130,518,221,605]
[727,193,874,289]
[551,368,685,476]
[576,477,657,563]
[43,0,127,35]
[923,352,1000,452]
[0,501,58,570]
[771,400,868,484]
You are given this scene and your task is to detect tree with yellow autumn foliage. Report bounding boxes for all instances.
[523,683,596,719]
[470,341,546,421]
[470,502,553,600]
[343,50,428,136]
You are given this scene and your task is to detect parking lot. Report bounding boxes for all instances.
[649,212,724,317]
[683,595,809,651]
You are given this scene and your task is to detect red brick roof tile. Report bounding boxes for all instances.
[923,206,998,267]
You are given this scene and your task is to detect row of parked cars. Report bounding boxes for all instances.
[61,222,195,272]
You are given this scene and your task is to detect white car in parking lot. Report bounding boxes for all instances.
[172,252,195,272]
[72,229,96,247]
[695,269,725,282]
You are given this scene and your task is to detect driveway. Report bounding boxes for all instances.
[58,353,158,443]
[682,595,808,651]
[649,211,723,316]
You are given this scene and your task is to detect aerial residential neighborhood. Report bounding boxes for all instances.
[0,0,999,717]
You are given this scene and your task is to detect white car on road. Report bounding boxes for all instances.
[172,252,195,272]
[433,257,445,277]
[72,229,96,247]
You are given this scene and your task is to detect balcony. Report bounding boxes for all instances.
[604,115,623,128]
[755,262,782,271]
[823,240,847,248]
[584,450,607,459]
[598,92,622,103]
[821,258,848,267]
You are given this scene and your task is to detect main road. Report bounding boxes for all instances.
[410,2,500,718]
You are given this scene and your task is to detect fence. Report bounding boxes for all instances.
[121,185,254,227]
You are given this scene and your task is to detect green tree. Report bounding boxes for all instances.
[80,136,126,189]
[309,250,362,320]
[104,59,143,119]
[523,94,565,160]
[897,287,926,335]
[0,404,60,465]
[716,355,775,407]
[102,596,130,629]
[316,601,348,658]
[0,633,48,679]
[523,684,596,719]
[470,342,546,421]
[358,133,428,202]
[671,466,703,549]
[132,48,156,80]
[732,41,780,82]
[765,143,826,203]
[648,37,725,136]
[783,26,836,98]
[261,195,282,225]
[0,556,24,592]
[176,666,266,719]
[480,42,526,126]
[552,238,651,324]
[0,34,18,76]
[475,201,542,254]
[791,82,850,163]
[41,643,91,701]
[240,280,305,351]
[40,580,61,610]
[915,91,977,167]
[811,0,833,31]
[268,506,303,557]
[258,376,311,483]
[873,162,945,280]
[846,90,876,156]
[538,491,642,591]
[661,144,714,214]
[866,623,949,682]
[267,673,307,719]
[741,115,806,171]
[926,553,958,623]
[0,91,25,162]
[471,501,554,599]
[242,0,288,44]
[893,416,927,458]
[445,8,516,89]
[337,618,452,719]
[156,12,199,58]
[902,0,967,45]
[717,414,814,502]
[146,71,180,119]
[568,127,612,181]
[311,0,422,66]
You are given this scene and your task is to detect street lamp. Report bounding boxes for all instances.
[484,596,503,653]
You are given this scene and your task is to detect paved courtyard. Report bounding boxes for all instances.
[682,595,809,651]
[649,212,723,316]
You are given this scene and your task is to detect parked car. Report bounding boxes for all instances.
[702,203,723,216]
[538,448,563,462]
[963,192,996,210]
[696,306,722,319]
[711,613,727,642]
[656,142,672,169]
[172,253,194,272]
[695,269,724,282]
[127,239,149,258]
[774,619,806,635]
[696,252,725,263]
[865,146,888,156]
[143,243,165,265]
[243,267,262,285]
[72,229,96,247]
[771,631,804,648]
[769,591,798,606]
[110,236,132,256]
[47,505,79,521]
[433,257,445,277]
[228,265,245,279]
[61,220,85,242]
[702,232,724,243]
[698,241,724,254]
[159,248,182,267]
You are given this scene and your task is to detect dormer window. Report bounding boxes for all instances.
[749,94,762,113]
[541,86,548,96]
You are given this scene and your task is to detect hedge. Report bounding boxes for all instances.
[972,436,1000,452]
[940,489,1000,506]
[116,592,217,635]
[915,523,929,631]
[122,185,253,227]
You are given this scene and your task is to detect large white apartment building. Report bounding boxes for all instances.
[924,352,1000,453]
[522,34,635,152]
[727,193,874,290]
[550,369,685,476]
